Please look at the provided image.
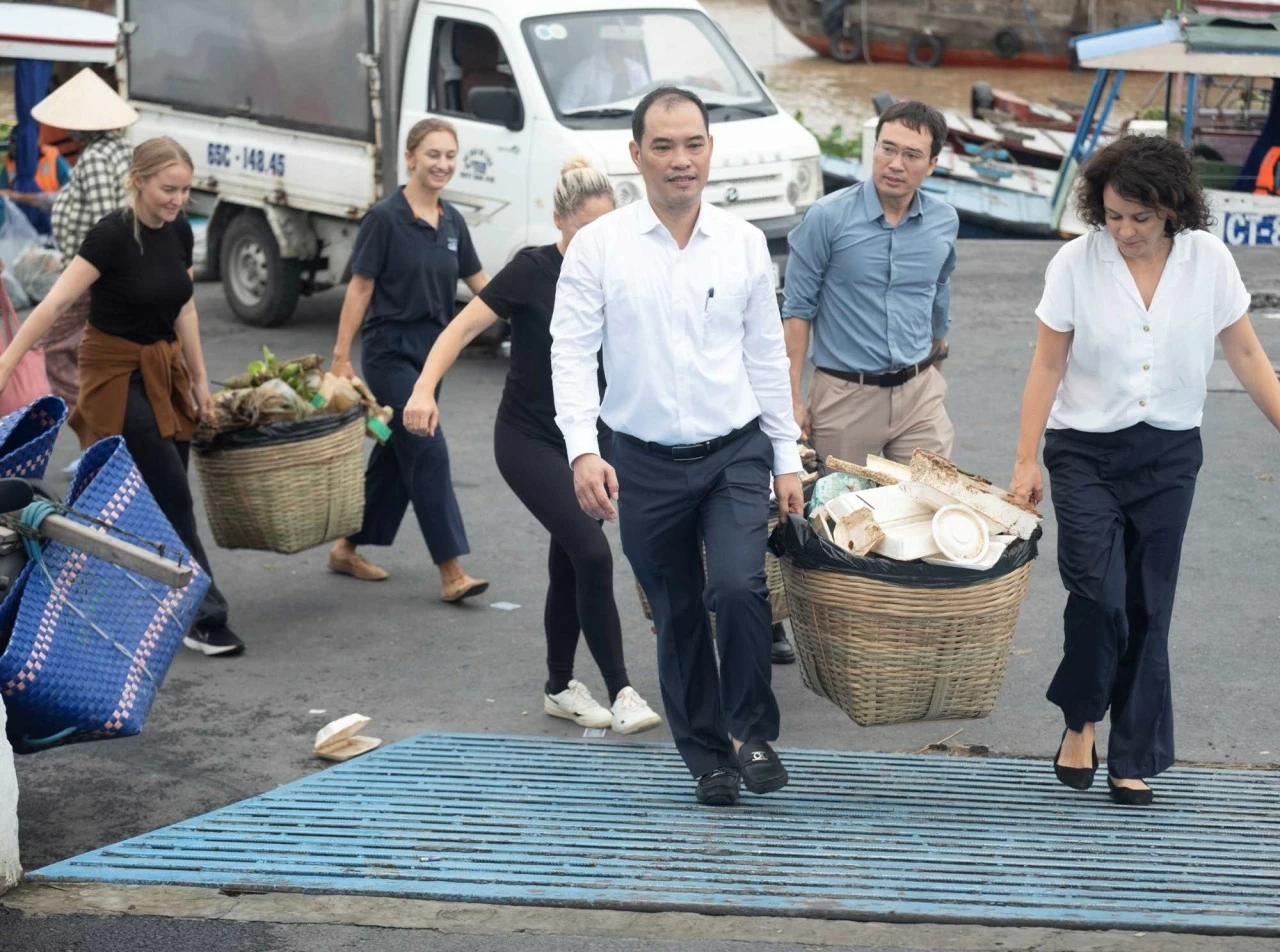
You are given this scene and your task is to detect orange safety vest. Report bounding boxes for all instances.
[1255,146,1280,196]
[4,143,61,192]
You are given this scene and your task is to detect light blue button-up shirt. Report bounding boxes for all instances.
[782,181,959,373]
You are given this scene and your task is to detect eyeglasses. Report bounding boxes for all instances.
[875,142,930,165]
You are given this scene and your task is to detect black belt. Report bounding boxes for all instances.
[618,418,759,462]
[818,350,944,388]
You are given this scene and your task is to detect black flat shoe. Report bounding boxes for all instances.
[696,766,740,806]
[771,623,796,665]
[1053,727,1097,790]
[1108,775,1154,806]
[737,740,789,795]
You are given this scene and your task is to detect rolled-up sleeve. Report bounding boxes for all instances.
[932,241,957,341]
[780,203,830,320]
[744,232,803,475]
[551,230,607,464]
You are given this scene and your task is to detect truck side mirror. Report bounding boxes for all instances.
[469,87,524,131]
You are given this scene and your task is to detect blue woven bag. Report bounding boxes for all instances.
[0,436,212,754]
[0,395,67,480]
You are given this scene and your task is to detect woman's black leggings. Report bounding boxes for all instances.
[493,416,629,702]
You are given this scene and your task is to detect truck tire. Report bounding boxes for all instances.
[220,212,302,328]
[992,28,1022,59]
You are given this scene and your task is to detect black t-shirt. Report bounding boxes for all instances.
[77,209,194,345]
[351,190,482,336]
[478,243,606,447]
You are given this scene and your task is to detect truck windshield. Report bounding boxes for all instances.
[523,10,776,127]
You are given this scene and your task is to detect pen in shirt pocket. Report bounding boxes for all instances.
[704,287,715,314]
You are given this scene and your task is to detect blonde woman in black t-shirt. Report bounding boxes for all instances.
[0,137,241,657]
[403,159,662,735]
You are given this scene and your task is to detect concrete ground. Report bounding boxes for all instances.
[3,239,1278,950]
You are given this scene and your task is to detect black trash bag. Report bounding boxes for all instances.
[769,512,1039,590]
[193,407,367,453]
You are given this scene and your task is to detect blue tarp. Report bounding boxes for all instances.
[11,59,55,235]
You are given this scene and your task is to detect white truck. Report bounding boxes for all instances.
[118,0,822,327]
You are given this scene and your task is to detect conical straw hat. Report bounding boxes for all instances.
[31,68,138,131]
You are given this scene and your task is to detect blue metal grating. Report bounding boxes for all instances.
[30,733,1280,936]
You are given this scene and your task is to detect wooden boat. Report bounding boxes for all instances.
[769,0,1176,69]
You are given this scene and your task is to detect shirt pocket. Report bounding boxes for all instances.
[699,292,748,351]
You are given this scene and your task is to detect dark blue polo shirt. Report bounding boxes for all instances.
[351,188,482,333]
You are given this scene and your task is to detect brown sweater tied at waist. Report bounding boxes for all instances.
[69,325,197,450]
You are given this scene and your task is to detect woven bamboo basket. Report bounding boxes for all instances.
[780,560,1033,726]
[193,415,366,554]
[635,515,787,626]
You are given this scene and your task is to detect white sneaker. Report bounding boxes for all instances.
[544,679,613,729]
[611,686,662,735]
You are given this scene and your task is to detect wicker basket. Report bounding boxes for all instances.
[635,515,787,626]
[193,414,366,554]
[780,560,1033,726]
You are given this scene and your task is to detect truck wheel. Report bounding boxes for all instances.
[220,212,302,328]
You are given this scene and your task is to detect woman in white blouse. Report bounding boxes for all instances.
[1009,134,1280,805]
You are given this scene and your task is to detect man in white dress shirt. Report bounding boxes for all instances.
[550,87,805,806]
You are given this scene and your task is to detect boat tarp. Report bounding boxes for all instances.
[1185,14,1280,53]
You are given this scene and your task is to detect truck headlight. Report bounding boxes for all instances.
[790,157,822,210]
[614,179,642,206]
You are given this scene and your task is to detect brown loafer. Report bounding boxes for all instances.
[328,550,389,581]
[442,575,489,603]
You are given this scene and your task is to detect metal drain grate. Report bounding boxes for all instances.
[30,733,1280,936]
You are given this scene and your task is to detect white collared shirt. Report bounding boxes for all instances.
[1037,229,1251,433]
[551,200,803,475]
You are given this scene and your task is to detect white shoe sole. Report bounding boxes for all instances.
[613,710,662,734]
[182,635,243,657]
[544,696,612,729]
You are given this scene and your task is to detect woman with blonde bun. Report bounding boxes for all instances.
[404,158,662,735]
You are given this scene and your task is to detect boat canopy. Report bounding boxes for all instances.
[1072,15,1280,78]
[0,3,118,64]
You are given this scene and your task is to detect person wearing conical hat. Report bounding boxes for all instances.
[33,68,138,412]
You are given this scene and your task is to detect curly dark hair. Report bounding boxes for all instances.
[1076,135,1213,237]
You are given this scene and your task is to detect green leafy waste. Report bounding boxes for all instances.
[797,110,862,161]
[240,346,317,400]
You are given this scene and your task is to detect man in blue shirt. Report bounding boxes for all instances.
[782,100,959,466]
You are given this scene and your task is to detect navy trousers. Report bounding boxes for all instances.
[1043,423,1202,779]
[613,423,779,778]
[348,322,469,565]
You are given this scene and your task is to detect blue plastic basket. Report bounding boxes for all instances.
[0,395,67,480]
[0,436,211,754]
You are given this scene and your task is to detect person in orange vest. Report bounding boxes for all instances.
[1254,145,1280,196]
[0,127,72,231]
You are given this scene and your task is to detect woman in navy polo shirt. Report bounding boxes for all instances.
[329,118,490,603]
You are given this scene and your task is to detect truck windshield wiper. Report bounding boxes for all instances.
[704,102,772,117]
[562,107,633,119]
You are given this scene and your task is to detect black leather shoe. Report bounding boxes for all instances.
[1108,775,1154,806]
[696,766,740,806]
[1053,727,1097,790]
[738,740,789,794]
[771,623,795,665]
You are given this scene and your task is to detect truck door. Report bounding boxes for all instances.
[402,7,532,275]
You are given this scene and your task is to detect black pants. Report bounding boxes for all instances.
[348,323,468,564]
[493,417,629,701]
[614,422,778,778]
[1044,423,1202,779]
[121,374,229,631]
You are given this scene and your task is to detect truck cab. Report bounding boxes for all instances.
[401,1,822,294]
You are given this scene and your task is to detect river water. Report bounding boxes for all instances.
[705,0,1146,138]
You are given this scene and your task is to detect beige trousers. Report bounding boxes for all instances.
[808,366,954,467]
